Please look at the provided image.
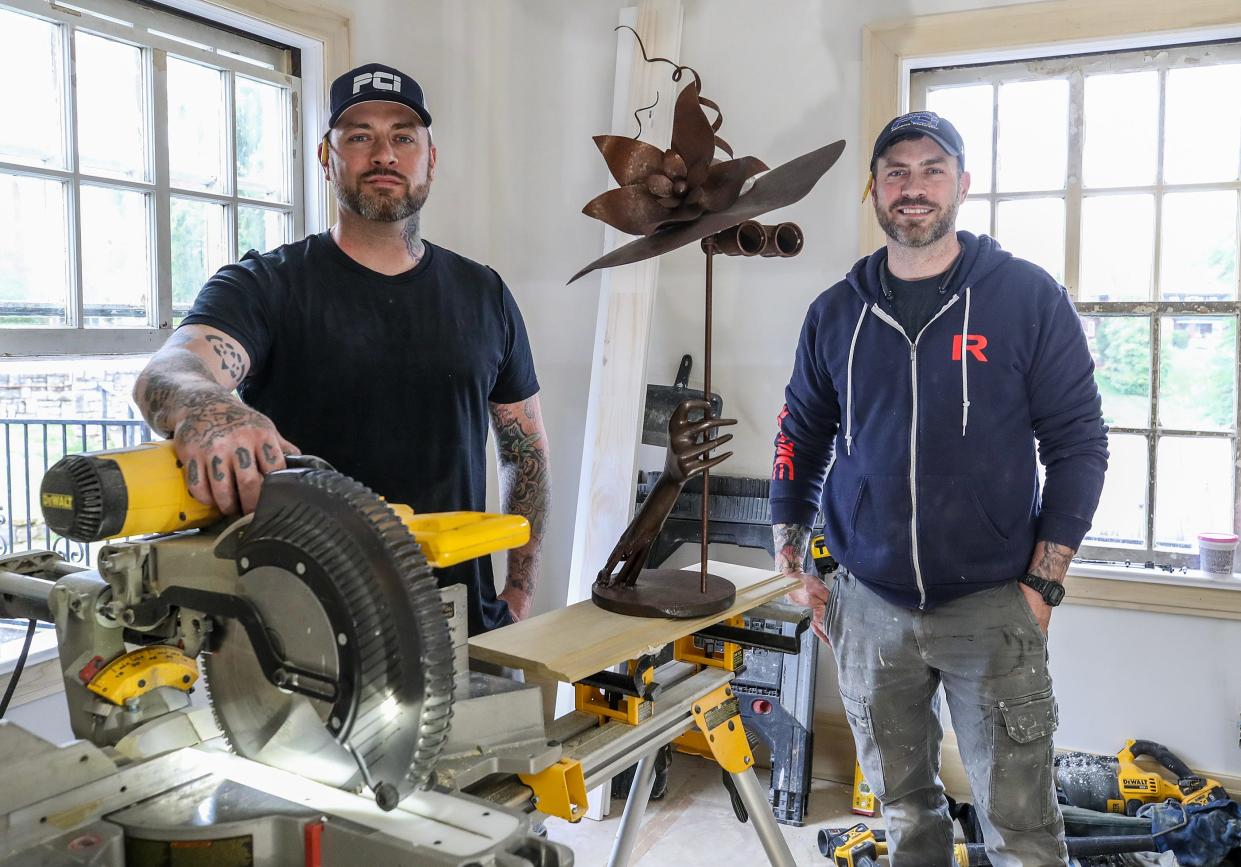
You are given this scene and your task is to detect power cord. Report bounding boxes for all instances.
[0,619,38,719]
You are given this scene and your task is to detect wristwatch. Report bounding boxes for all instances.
[1019,573,1065,607]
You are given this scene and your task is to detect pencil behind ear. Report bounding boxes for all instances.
[317,137,329,167]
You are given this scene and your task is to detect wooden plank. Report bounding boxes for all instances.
[470,561,798,684]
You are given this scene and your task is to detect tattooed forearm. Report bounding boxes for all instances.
[491,398,550,609]
[1028,540,1075,583]
[490,399,551,538]
[773,523,813,573]
[138,352,218,436]
[205,335,246,387]
[505,551,537,595]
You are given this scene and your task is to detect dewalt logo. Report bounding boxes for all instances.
[41,492,73,510]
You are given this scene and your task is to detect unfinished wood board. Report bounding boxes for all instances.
[470,561,798,684]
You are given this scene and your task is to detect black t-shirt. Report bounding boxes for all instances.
[182,233,540,635]
[880,254,961,341]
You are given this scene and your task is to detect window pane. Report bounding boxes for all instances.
[1083,316,1150,428]
[1154,436,1233,550]
[0,175,69,327]
[1160,191,1237,301]
[1158,316,1236,432]
[926,84,992,194]
[1164,64,1241,185]
[997,79,1068,192]
[956,199,990,238]
[168,57,227,194]
[1079,194,1154,302]
[1085,433,1147,547]
[236,76,288,202]
[0,10,65,170]
[238,206,289,255]
[171,197,226,319]
[80,185,149,327]
[996,197,1064,283]
[1082,71,1158,189]
[75,33,147,181]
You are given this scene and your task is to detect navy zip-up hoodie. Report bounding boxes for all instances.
[771,232,1108,609]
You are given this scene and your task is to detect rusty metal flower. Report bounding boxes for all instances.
[582,76,768,237]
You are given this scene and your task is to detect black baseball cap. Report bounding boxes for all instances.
[328,63,432,130]
[870,111,964,174]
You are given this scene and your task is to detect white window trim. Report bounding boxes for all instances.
[2,0,349,357]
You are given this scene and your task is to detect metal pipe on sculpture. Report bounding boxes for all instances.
[704,220,767,256]
[762,222,804,257]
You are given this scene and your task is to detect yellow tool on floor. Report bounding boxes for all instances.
[1055,738,1230,815]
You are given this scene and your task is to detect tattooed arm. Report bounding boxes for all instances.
[489,394,551,623]
[773,522,830,643]
[134,325,299,515]
[1019,540,1075,634]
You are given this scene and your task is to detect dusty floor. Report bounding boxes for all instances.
[543,756,880,866]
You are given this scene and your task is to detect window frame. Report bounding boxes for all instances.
[0,0,323,356]
[908,44,1241,567]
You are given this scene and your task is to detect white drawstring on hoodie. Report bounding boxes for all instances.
[844,304,868,455]
[960,285,972,437]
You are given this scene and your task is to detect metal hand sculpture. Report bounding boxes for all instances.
[593,400,738,617]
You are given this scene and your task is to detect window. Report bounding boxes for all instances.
[912,42,1241,566]
[0,0,304,354]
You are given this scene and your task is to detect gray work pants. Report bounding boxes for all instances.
[827,570,1068,867]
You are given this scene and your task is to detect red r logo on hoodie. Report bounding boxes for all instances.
[952,334,989,363]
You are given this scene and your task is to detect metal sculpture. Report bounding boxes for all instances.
[594,399,737,617]
[581,28,845,618]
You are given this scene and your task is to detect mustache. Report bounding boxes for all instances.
[361,168,407,182]
[891,198,938,211]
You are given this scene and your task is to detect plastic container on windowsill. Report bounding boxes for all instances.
[1197,532,1239,576]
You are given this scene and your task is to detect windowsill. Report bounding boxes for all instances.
[1066,562,1241,619]
[0,641,60,678]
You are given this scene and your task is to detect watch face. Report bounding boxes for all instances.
[1045,581,1065,606]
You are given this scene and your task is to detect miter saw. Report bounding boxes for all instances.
[0,440,572,866]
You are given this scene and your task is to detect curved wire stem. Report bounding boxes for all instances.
[631,90,660,140]
[615,24,702,90]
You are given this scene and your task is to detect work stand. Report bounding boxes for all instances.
[639,472,820,826]
[466,563,806,866]
[526,659,798,867]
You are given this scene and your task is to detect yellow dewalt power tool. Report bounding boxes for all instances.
[1055,739,1230,816]
[811,533,838,577]
[39,439,528,568]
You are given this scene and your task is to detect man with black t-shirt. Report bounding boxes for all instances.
[133,63,550,636]
[770,112,1107,865]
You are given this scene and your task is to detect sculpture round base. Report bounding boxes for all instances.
[592,568,736,619]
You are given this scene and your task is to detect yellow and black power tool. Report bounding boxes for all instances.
[811,533,838,577]
[1055,739,1231,816]
[39,439,528,568]
[818,823,1160,865]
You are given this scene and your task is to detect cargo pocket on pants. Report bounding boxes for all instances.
[988,690,1059,830]
[841,690,887,800]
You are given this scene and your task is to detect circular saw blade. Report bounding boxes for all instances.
[202,469,453,800]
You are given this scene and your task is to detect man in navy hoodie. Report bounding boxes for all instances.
[770,112,1107,866]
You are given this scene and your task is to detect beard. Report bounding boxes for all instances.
[875,195,959,248]
[333,169,430,223]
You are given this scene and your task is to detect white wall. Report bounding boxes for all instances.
[355,0,1241,779]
